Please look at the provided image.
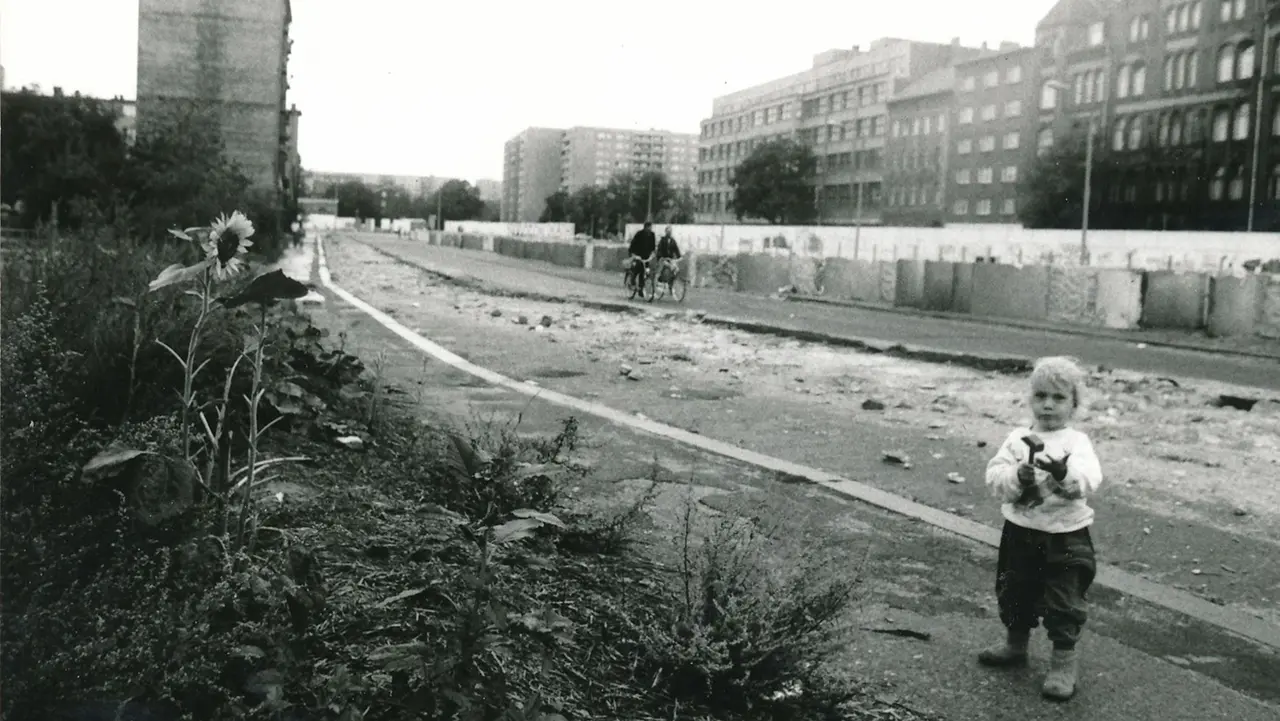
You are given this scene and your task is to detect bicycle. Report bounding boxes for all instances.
[623,257,653,301]
[649,257,688,303]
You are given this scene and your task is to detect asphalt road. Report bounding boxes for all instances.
[365,238,1280,392]
[307,237,1280,720]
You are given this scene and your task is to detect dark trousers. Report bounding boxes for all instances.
[632,258,646,289]
[994,521,1097,649]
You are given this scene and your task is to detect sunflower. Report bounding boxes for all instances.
[204,211,255,280]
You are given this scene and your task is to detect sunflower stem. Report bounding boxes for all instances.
[179,266,213,462]
[235,303,269,550]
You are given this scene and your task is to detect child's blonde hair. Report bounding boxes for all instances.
[1030,356,1087,409]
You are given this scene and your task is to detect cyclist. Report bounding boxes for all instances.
[654,225,682,284]
[627,221,657,291]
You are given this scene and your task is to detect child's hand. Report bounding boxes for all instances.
[1016,463,1037,486]
[1035,454,1070,482]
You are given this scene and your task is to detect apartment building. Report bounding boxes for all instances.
[305,171,441,198]
[560,127,698,193]
[945,45,1043,224]
[136,0,294,198]
[1034,0,1279,231]
[502,128,564,222]
[882,68,955,226]
[694,38,987,224]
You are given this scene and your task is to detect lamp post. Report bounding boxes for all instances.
[1246,5,1273,232]
[1046,79,1095,264]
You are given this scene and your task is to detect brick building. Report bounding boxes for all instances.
[882,68,955,226]
[136,0,295,202]
[944,45,1043,224]
[695,38,988,225]
[559,127,698,193]
[1034,0,1279,231]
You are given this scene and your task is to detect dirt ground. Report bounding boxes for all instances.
[319,235,1280,627]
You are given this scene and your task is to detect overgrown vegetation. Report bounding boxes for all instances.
[2,100,920,719]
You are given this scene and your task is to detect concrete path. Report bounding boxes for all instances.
[302,236,1280,721]
[362,236,1280,390]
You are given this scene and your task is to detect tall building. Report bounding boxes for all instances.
[694,38,987,224]
[944,45,1043,224]
[1034,0,1279,231]
[559,127,698,192]
[883,68,956,226]
[502,128,564,222]
[136,0,294,200]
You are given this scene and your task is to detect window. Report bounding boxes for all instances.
[873,116,885,135]
[1272,164,1280,200]
[984,71,999,88]
[954,200,969,215]
[979,135,996,152]
[1171,112,1184,145]
[1041,83,1058,110]
[1113,118,1128,150]
[938,114,947,132]
[1093,71,1105,103]
[1088,21,1105,46]
[957,139,973,154]
[1273,104,1280,136]
[923,116,932,134]
[912,118,921,135]
[1129,16,1143,42]
[1002,199,1017,215]
[1229,166,1245,199]
[1166,7,1178,33]
[981,104,997,121]
[1128,115,1144,149]
[1233,103,1251,139]
[1218,45,1235,82]
[960,107,975,124]
[1117,65,1132,98]
[1158,114,1171,146]
[1001,166,1018,183]
[1192,0,1203,27]
[978,167,994,184]
[1133,64,1146,95]
[1219,0,1232,22]
[1075,74,1086,104]
[892,120,901,138]
[1212,107,1230,140]
[956,169,971,184]
[1004,132,1021,149]
[1006,100,1022,117]
[1238,43,1255,80]
[1037,128,1054,152]
[976,199,993,216]
[963,76,976,91]
[1174,53,1188,89]
[1165,57,1175,90]
[1007,66,1023,83]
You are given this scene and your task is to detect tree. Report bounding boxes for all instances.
[1019,127,1092,229]
[568,186,610,236]
[729,139,817,224]
[602,170,678,230]
[668,185,696,224]
[425,179,485,223]
[540,190,571,222]
[335,180,380,220]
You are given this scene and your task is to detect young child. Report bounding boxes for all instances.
[979,356,1103,702]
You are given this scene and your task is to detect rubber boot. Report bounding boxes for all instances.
[1041,646,1079,701]
[977,628,1030,667]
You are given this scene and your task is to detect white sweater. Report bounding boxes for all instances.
[985,426,1104,534]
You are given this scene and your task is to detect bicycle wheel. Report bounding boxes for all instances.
[671,277,688,302]
[624,269,640,300]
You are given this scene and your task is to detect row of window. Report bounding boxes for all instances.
[798,84,889,118]
[956,132,1020,154]
[887,185,941,208]
[891,147,943,172]
[955,167,1019,185]
[700,133,792,162]
[960,65,1024,91]
[795,115,889,145]
[1216,41,1258,83]
[957,101,1023,124]
[1110,102,1261,151]
[892,114,948,138]
[1098,164,1280,205]
[817,149,883,172]
[953,198,1018,216]
[702,104,793,138]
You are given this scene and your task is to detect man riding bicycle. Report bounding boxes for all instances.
[654,225,682,284]
[628,221,657,290]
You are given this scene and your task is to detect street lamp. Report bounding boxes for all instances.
[1045,79,1095,264]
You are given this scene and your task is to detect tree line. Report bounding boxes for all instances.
[321,178,499,225]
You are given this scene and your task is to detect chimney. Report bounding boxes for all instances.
[951,36,960,47]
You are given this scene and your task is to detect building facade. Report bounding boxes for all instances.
[944,45,1043,224]
[474,179,502,203]
[1034,0,1279,231]
[883,68,955,226]
[694,38,988,225]
[502,127,564,222]
[559,127,698,193]
[137,0,293,196]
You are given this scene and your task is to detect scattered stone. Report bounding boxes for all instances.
[620,364,633,376]
[335,435,365,451]
[928,421,947,429]
[626,372,643,382]
[540,315,553,327]
[1211,395,1258,412]
[489,309,502,317]
[977,441,988,448]
[1232,507,1248,517]
[862,399,886,411]
[926,435,944,441]
[947,472,966,484]
[882,452,912,469]
[670,352,694,362]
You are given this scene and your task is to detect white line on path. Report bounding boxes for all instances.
[315,234,1280,653]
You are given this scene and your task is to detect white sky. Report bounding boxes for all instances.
[1,0,1054,181]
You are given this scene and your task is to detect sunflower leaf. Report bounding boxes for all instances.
[148,260,212,292]
[217,270,309,308]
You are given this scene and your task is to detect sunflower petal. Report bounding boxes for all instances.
[168,228,192,241]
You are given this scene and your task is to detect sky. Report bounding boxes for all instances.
[1,0,1055,181]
